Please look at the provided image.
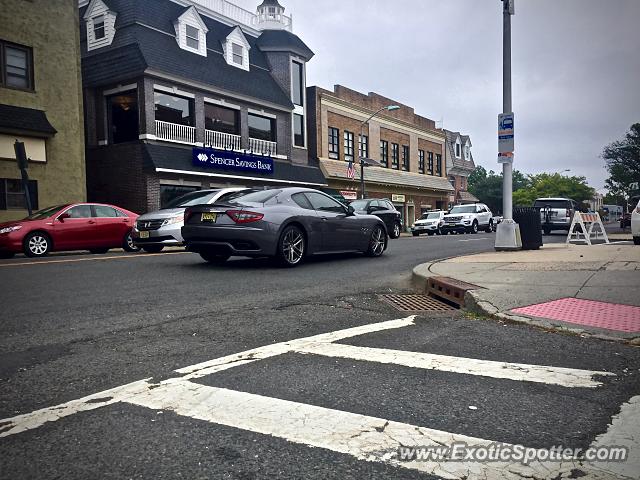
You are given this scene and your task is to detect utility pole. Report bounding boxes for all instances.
[495,0,522,250]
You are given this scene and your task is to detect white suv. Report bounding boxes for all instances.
[411,211,445,236]
[442,203,494,234]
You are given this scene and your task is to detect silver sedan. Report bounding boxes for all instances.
[182,188,388,266]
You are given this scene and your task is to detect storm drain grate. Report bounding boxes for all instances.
[379,294,456,312]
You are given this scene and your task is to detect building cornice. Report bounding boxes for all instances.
[319,93,445,144]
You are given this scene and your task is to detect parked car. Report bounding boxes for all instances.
[182,188,388,267]
[0,203,139,258]
[349,198,403,239]
[620,212,632,229]
[631,197,640,245]
[411,211,445,236]
[442,203,493,234]
[132,188,247,253]
[534,197,578,235]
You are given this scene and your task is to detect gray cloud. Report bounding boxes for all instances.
[235,0,640,190]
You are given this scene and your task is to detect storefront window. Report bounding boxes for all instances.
[154,91,194,126]
[248,113,276,142]
[108,90,139,144]
[205,104,239,135]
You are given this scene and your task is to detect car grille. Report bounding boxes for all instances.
[137,219,164,231]
[447,216,463,222]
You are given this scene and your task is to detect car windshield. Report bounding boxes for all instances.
[421,212,441,220]
[349,200,369,210]
[164,190,221,208]
[448,205,476,214]
[220,189,281,206]
[25,205,67,220]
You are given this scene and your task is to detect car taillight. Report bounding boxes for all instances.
[567,209,572,218]
[226,210,264,224]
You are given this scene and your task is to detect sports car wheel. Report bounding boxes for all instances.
[366,226,386,257]
[23,232,51,257]
[277,225,305,267]
[390,222,402,239]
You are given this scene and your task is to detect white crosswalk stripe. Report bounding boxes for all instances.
[1,316,635,480]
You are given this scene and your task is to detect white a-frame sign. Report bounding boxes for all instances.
[566,212,610,245]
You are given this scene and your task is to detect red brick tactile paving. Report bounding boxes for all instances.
[511,298,640,333]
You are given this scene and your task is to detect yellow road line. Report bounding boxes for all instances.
[0,251,190,268]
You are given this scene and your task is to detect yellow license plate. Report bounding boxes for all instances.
[201,213,217,222]
[139,231,150,239]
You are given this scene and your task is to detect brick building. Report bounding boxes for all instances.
[307,85,454,229]
[443,130,478,207]
[0,0,85,222]
[79,0,324,214]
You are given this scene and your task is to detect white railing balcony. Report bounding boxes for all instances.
[155,120,195,144]
[253,12,293,31]
[249,137,277,156]
[205,130,242,151]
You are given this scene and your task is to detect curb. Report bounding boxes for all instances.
[412,260,640,346]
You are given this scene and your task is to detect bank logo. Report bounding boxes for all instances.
[197,153,209,162]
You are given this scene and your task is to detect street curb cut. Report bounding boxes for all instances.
[412,261,640,346]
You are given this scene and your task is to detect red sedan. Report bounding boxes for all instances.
[0,203,139,258]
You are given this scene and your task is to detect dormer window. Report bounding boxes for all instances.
[223,27,250,71]
[464,144,470,160]
[174,6,208,57]
[232,43,244,66]
[185,25,199,50]
[455,141,461,158]
[84,0,117,51]
[93,15,105,40]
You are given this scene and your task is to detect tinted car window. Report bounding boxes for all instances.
[349,200,370,210]
[292,193,314,210]
[305,192,346,213]
[533,200,571,209]
[65,205,92,218]
[94,205,118,217]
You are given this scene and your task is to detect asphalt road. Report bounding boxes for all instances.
[1,232,638,480]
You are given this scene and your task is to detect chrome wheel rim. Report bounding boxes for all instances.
[126,233,136,250]
[473,223,478,233]
[371,228,385,255]
[393,224,400,237]
[29,235,48,255]
[282,230,304,264]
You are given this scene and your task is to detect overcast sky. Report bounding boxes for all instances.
[235,0,640,191]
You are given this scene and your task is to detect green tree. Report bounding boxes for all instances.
[603,123,640,199]
[511,173,595,207]
[467,166,487,190]
[468,167,529,214]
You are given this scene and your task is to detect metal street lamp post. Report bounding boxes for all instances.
[359,105,400,199]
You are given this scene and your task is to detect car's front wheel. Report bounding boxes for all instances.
[23,232,52,258]
[123,231,141,252]
[366,225,386,257]
[390,222,402,239]
[200,251,230,264]
[277,225,305,267]
[470,220,479,234]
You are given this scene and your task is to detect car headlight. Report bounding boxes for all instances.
[0,225,22,234]
[162,215,184,227]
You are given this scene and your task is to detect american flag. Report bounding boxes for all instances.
[346,160,355,180]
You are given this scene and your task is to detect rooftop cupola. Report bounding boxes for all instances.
[255,0,291,31]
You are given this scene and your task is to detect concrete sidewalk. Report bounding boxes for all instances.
[413,243,640,343]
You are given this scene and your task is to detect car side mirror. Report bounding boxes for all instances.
[346,205,356,216]
[58,213,70,222]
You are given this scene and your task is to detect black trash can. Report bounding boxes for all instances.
[513,206,543,250]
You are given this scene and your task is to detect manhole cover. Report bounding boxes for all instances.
[379,294,456,312]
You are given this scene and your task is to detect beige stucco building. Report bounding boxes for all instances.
[0,0,86,222]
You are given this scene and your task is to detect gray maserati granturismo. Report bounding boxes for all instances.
[182,187,388,266]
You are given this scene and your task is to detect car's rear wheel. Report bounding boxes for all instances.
[486,220,494,233]
[366,226,386,257]
[389,222,401,239]
[90,248,109,254]
[123,231,140,252]
[543,226,551,235]
[200,251,230,264]
[142,245,164,254]
[277,225,305,267]
[23,232,51,258]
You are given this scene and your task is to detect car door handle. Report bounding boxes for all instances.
[88,220,96,224]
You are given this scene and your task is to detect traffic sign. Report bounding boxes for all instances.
[498,112,514,154]
[498,152,513,164]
